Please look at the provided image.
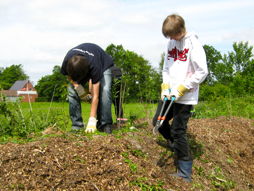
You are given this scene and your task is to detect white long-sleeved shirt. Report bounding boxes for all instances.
[162,32,208,105]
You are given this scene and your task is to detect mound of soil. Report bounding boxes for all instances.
[0,117,253,191]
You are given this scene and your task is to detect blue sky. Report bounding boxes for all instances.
[1,0,254,85]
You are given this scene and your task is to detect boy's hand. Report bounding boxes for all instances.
[170,84,188,100]
[161,83,171,100]
[85,117,97,133]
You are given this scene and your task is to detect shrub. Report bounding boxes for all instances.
[199,83,231,101]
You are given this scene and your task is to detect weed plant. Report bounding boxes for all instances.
[193,95,254,119]
[130,177,166,191]
[0,98,70,142]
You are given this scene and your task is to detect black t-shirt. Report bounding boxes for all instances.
[61,43,114,84]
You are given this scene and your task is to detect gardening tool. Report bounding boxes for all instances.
[153,96,175,135]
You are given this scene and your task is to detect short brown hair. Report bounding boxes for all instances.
[67,55,90,83]
[162,14,186,38]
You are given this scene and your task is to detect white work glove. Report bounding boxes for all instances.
[161,83,171,100]
[85,117,97,133]
[170,84,189,101]
[74,84,87,101]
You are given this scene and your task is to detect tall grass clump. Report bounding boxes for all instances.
[193,95,254,119]
[0,96,70,141]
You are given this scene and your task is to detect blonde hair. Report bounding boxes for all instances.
[162,14,186,38]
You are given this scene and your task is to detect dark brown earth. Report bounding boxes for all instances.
[0,116,254,191]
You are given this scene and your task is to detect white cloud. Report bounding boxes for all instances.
[178,0,254,14]
[1,0,254,84]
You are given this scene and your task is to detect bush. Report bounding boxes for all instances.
[199,83,232,101]
[36,97,50,102]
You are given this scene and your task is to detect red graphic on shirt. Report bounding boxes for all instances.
[168,47,189,61]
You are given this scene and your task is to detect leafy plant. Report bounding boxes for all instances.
[131,149,147,158]
[0,98,69,141]
[130,177,166,191]
[121,152,138,173]
[208,166,236,190]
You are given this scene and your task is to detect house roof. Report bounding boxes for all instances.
[9,80,29,90]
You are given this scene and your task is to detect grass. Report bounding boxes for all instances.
[0,100,156,143]
[8,95,254,123]
[0,96,253,143]
[19,101,156,123]
[193,96,254,119]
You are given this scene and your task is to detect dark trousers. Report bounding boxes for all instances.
[113,95,123,118]
[112,78,123,119]
[153,100,193,161]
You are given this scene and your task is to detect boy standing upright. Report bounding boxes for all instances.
[153,14,208,182]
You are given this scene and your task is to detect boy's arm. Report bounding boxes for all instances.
[162,47,170,83]
[90,82,100,118]
[161,47,172,100]
[85,82,100,133]
[184,39,208,89]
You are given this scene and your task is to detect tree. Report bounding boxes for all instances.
[0,65,28,90]
[203,45,223,84]
[202,42,254,97]
[158,53,165,84]
[35,66,68,101]
[230,42,254,95]
[228,41,253,73]
[243,59,254,94]
[223,42,254,95]
[106,44,161,102]
[203,44,235,85]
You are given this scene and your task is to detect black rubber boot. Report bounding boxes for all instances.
[171,160,192,182]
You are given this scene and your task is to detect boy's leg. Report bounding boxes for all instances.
[170,103,193,160]
[97,67,113,132]
[170,103,193,182]
[67,84,84,130]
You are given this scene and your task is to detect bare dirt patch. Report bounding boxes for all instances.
[0,117,253,190]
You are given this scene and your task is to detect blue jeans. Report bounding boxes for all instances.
[68,67,113,130]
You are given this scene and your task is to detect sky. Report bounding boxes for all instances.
[1,0,254,85]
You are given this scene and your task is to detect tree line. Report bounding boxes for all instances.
[0,41,253,102]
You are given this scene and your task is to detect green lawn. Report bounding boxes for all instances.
[1,96,253,142]
[19,101,157,123]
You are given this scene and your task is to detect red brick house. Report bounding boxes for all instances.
[1,80,38,102]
